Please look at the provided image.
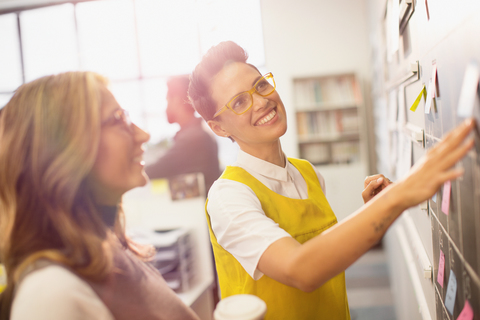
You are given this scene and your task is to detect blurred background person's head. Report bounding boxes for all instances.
[166,75,196,127]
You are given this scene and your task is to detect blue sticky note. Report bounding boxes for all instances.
[445,270,457,315]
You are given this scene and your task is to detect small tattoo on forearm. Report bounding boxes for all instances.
[372,215,392,233]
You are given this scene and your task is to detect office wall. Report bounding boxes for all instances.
[367,0,480,319]
[260,0,372,159]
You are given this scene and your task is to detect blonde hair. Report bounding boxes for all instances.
[0,72,150,319]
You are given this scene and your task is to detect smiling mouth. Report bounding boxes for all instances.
[255,108,277,126]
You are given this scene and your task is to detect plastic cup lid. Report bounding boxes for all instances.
[214,294,267,320]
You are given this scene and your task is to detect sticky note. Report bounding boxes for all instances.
[432,193,437,203]
[410,85,427,112]
[442,181,451,214]
[445,270,457,315]
[150,178,169,194]
[425,79,434,114]
[457,300,474,320]
[437,249,445,288]
[431,63,438,97]
[458,62,480,117]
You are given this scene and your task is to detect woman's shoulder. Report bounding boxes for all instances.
[16,263,85,295]
[11,262,113,320]
[208,170,258,200]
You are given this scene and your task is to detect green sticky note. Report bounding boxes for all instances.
[410,85,427,112]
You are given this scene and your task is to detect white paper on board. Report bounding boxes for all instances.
[396,133,412,179]
[425,79,434,114]
[386,0,400,61]
[444,270,457,315]
[458,62,480,118]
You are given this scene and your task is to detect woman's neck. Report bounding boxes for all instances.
[96,203,119,228]
[239,140,285,167]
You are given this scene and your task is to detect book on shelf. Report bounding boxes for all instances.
[300,143,330,164]
[340,109,359,133]
[331,141,360,164]
[294,76,358,110]
[295,73,363,166]
[296,109,358,140]
[296,112,308,137]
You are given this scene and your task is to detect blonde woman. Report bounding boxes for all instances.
[188,41,475,319]
[0,72,200,320]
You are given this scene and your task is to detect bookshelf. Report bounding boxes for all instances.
[294,73,364,165]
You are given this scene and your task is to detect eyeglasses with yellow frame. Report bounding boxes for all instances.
[212,72,276,119]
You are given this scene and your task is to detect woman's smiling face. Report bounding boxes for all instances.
[88,86,151,205]
[208,62,287,151]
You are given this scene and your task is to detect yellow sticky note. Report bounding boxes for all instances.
[0,264,6,294]
[410,85,427,112]
[150,179,169,194]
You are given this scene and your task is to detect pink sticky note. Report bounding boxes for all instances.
[431,63,437,97]
[437,250,445,288]
[457,300,474,320]
[442,181,451,214]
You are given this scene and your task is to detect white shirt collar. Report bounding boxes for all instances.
[234,149,290,182]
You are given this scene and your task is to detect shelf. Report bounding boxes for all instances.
[298,132,360,144]
[177,276,214,307]
[294,73,364,167]
[296,102,358,112]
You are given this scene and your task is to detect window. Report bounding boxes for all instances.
[0,0,265,165]
[20,4,79,82]
[0,13,22,92]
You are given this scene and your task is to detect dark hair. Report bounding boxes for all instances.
[188,41,260,121]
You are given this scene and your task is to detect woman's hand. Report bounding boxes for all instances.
[362,174,392,203]
[395,119,475,210]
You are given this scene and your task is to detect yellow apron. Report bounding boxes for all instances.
[206,158,350,320]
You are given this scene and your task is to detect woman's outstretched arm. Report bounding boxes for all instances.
[258,119,475,292]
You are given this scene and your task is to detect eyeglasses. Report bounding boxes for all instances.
[101,108,133,132]
[213,72,276,118]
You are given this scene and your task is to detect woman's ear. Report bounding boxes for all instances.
[207,119,230,138]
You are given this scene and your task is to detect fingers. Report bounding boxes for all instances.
[442,119,474,142]
[382,177,393,188]
[440,137,475,170]
[422,120,474,179]
[362,177,385,203]
[364,174,393,191]
[364,174,390,187]
[362,178,380,196]
[434,119,475,156]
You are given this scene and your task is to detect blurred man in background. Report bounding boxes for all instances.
[145,75,221,196]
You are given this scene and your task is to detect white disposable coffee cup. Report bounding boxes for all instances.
[213,294,267,320]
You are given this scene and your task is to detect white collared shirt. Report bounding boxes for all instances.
[207,150,326,280]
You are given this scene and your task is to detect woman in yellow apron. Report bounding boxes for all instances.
[188,41,474,319]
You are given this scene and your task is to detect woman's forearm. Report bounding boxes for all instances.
[286,183,405,291]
